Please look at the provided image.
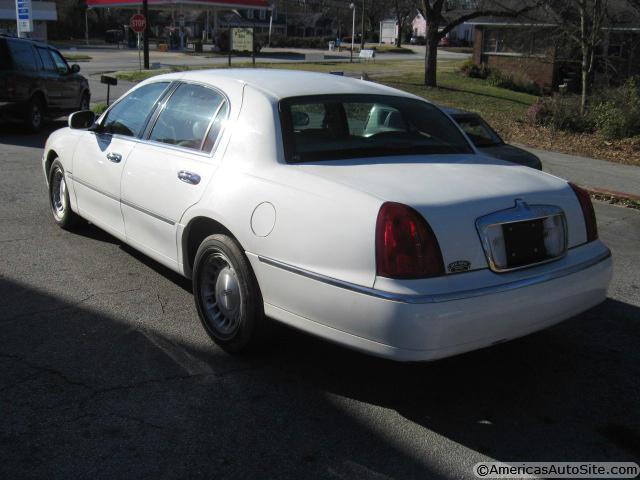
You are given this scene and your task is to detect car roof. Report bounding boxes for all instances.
[143,68,423,102]
[0,34,51,48]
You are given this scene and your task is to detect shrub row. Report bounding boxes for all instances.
[526,77,640,139]
[459,60,539,94]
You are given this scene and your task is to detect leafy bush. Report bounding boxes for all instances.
[459,60,490,79]
[91,103,108,115]
[487,69,539,95]
[526,96,594,132]
[589,77,640,139]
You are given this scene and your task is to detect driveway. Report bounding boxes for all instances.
[1,123,638,479]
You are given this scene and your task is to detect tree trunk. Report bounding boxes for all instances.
[424,21,439,87]
[395,21,402,47]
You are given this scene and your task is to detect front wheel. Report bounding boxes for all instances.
[25,96,46,132]
[48,159,80,230]
[193,234,268,353]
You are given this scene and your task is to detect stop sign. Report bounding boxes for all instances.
[130,14,146,33]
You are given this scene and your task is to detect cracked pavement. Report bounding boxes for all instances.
[1,122,639,479]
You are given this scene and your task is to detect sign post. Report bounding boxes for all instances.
[130,13,148,70]
[230,27,253,67]
[15,0,32,37]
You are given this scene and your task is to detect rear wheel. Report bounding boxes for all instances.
[25,96,45,132]
[193,234,268,353]
[48,159,80,230]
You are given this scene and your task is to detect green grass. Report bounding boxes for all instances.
[63,53,92,62]
[91,102,108,115]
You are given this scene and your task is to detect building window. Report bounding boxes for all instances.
[246,9,254,19]
[483,27,549,56]
[259,9,266,20]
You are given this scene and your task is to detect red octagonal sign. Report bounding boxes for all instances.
[130,14,146,33]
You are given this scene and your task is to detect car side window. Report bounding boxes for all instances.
[101,82,169,138]
[6,40,38,71]
[202,100,229,152]
[149,83,225,151]
[49,50,69,75]
[36,47,56,72]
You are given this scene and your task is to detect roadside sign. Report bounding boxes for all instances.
[231,27,253,52]
[15,0,32,35]
[130,14,146,34]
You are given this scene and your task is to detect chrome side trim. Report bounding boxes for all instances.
[121,199,175,226]
[70,174,175,226]
[70,174,119,203]
[257,249,611,304]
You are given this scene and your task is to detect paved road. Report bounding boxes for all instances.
[63,46,469,105]
[1,123,639,479]
[520,145,640,198]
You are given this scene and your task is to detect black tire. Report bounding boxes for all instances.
[193,234,268,353]
[48,159,80,230]
[79,91,90,111]
[25,96,46,132]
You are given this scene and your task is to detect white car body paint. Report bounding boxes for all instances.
[43,69,612,361]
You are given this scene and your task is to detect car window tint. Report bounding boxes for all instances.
[36,47,56,72]
[6,40,37,71]
[0,40,11,70]
[202,100,229,152]
[281,95,473,162]
[455,116,502,147]
[149,83,225,151]
[49,50,69,74]
[102,82,169,137]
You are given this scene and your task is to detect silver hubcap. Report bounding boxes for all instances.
[200,253,242,338]
[51,169,66,219]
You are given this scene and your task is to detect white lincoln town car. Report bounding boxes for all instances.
[43,69,612,361]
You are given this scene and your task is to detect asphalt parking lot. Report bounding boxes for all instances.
[1,122,639,479]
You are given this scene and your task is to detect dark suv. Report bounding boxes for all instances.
[0,35,90,131]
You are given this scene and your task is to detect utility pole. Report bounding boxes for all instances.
[350,2,355,63]
[143,0,149,69]
[360,0,365,49]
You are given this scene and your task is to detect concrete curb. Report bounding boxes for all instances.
[583,186,640,210]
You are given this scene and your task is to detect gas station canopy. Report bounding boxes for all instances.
[86,0,270,9]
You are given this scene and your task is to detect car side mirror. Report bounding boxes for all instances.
[292,111,309,127]
[70,64,80,74]
[68,110,96,130]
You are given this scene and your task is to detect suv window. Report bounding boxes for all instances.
[0,40,11,70]
[36,47,55,72]
[101,82,169,137]
[49,49,69,75]
[6,40,38,71]
[149,83,225,151]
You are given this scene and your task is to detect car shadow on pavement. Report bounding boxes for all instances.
[0,120,67,149]
[1,271,639,479]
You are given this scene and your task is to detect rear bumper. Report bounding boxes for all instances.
[249,241,612,361]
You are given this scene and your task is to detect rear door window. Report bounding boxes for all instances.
[149,83,226,151]
[36,47,56,72]
[49,49,69,75]
[6,40,37,71]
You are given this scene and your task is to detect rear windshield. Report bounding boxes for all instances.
[279,94,473,163]
[453,114,503,147]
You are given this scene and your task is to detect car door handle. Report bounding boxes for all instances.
[106,152,122,163]
[178,171,201,185]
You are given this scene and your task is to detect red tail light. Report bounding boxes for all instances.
[569,183,598,242]
[375,202,444,279]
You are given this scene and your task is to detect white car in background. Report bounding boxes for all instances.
[42,69,612,361]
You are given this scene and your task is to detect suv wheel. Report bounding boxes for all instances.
[26,96,45,132]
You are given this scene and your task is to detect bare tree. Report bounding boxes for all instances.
[392,0,415,47]
[543,1,611,113]
[419,1,539,87]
